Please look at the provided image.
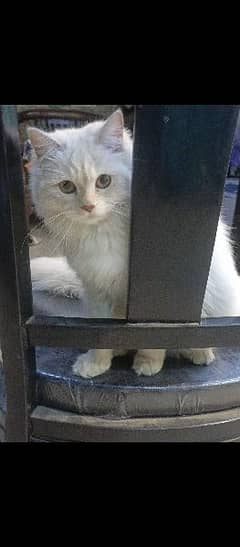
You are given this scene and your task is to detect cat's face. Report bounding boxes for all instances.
[28,110,133,228]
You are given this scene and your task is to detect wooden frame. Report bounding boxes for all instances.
[0,104,239,442]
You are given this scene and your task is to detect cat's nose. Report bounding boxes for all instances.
[81,203,96,213]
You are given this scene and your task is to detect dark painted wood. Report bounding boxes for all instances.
[232,177,240,273]
[0,105,36,442]
[30,405,240,442]
[128,105,239,322]
[26,315,240,349]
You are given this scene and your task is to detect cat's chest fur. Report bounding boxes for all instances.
[66,218,129,309]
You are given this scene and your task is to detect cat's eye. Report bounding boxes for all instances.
[96,174,112,189]
[59,180,76,194]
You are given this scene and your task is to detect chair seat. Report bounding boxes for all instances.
[30,180,240,420]
[36,347,240,418]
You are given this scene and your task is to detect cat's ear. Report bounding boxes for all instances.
[99,110,124,151]
[27,127,61,159]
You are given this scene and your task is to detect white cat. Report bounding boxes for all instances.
[27,110,240,378]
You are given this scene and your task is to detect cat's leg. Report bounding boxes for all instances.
[71,295,114,378]
[171,348,215,365]
[111,304,129,358]
[72,302,128,378]
[30,257,85,299]
[72,349,113,378]
[132,349,166,376]
[182,348,215,365]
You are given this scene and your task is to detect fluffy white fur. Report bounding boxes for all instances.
[26,110,240,378]
[202,221,240,317]
[31,256,85,300]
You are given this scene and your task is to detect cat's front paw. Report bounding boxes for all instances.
[132,350,166,376]
[189,348,215,366]
[72,350,112,378]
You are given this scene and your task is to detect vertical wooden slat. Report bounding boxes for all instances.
[0,105,36,442]
[128,105,239,322]
[232,180,240,273]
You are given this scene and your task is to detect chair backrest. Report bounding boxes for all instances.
[128,105,239,322]
[0,104,239,442]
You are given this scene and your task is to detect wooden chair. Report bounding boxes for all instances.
[0,104,240,442]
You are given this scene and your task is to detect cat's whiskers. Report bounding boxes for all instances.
[21,212,67,252]
[111,206,130,220]
[63,220,74,251]
[48,220,67,240]
[46,225,68,256]
[49,218,74,257]
[105,198,129,214]
[42,211,76,237]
